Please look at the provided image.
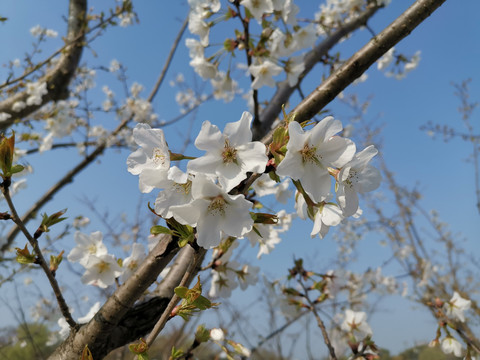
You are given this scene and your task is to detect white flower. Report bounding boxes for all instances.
[241,0,274,21]
[272,0,299,25]
[12,101,26,112]
[185,38,204,59]
[0,112,11,121]
[170,174,254,248]
[233,262,260,290]
[247,223,281,258]
[341,309,373,339]
[336,145,381,217]
[210,328,225,341]
[211,71,239,103]
[404,50,421,73]
[127,123,170,193]
[189,56,217,80]
[445,292,471,322]
[45,29,58,38]
[311,201,343,239]
[285,55,305,87]
[109,59,120,72]
[252,173,280,197]
[209,268,239,298]
[189,0,221,13]
[67,231,108,267]
[276,117,355,203]
[249,60,283,89]
[120,243,146,282]
[292,23,317,51]
[155,167,193,218]
[268,29,296,58]
[187,112,268,191]
[81,254,123,289]
[30,25,43,37]
[26,82,48,106]
[441,336,463,357]
[377,47,395,70]
[188,11,210,46]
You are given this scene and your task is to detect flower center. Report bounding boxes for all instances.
[208,195,227,216]
[96,260,110,274]
[88,244,97,254]
[152,148,168,166]
[345,169,359,188]
[173,180,192,196]
[222,140,238,165]
[300,144,322,166]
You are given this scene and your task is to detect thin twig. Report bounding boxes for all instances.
[2,15,189,251]
[144,246,204,347]
[1,183,76,328]
[299,279,337,360]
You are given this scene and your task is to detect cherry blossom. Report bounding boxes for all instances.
[67,231,108,267]
[210,328,225,341]
[341,309,373,339]
[441,336,463,357]
[127,123,170,193]
[249,60,283,89]
[241,0,274,22]
[120,243,146,282]
[170,174,254,248]
[336,145,381,217]
[209,268,239,298]
[154,167,193,218]
[187,111,268,191]
[81,254,123,289]
[276,116,355,203]
[445,291,471,322]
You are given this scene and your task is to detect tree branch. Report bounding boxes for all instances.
[1,14,189,253]
[289,0,447,125]
[0,0,87,131]
[253,2,383,141]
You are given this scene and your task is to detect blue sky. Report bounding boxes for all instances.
[0,0,479,356]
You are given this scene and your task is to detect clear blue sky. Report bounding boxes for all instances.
[0,0,479,356]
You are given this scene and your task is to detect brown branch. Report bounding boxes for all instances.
[145,246,207,347]
[252,2,383,141]
[0,0,87,131]
[1,184,76,328]
[47,235,180,360]
[1,15,189,252]
[288,0,447,125]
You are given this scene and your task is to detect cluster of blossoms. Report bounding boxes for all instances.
[123,110,380,298]
[429,292,472,358]
[377,46,422,80]
[67,230,146,288]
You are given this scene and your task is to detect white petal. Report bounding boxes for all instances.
[194,120,223,151]
[196,214,222,248]
[224,111,252,145]
[309,116,342,145]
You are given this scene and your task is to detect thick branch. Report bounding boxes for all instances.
[48,235,180,360]
[289,0,447,124]
[253,3,382,141]
[0,0,87,131]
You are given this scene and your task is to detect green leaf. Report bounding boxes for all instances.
[171,346,184,359]
[150,225,172,235]
[174,286,188,299]
[10,164,24,174]
[192,295,212,310]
